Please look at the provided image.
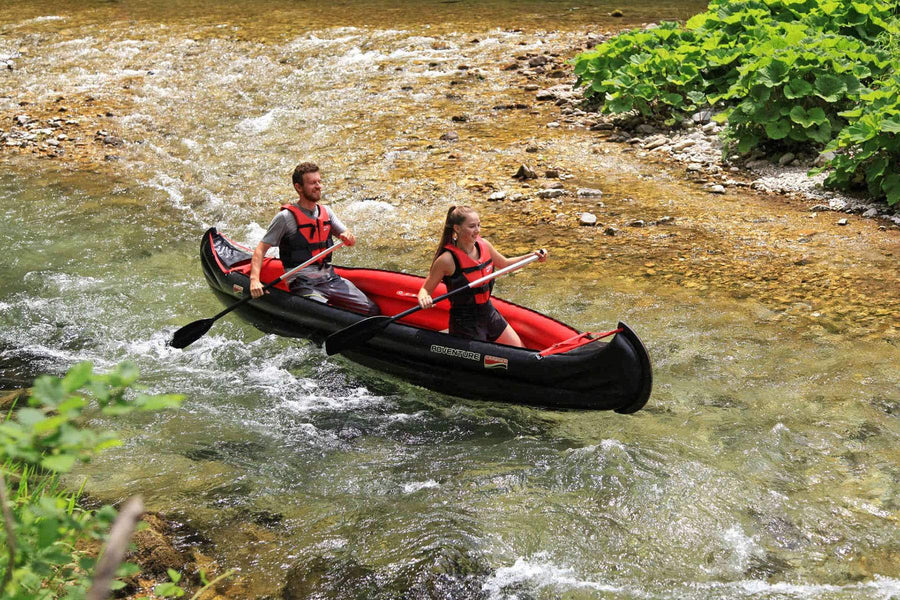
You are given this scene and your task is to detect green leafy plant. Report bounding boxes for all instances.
[721,32,890,154]
[155,567,236,600]
[818,72,900,205]
[0,361,182,599]
[572,0,900,203]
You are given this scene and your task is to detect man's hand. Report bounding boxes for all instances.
[250,278,266,298]
[338,231,356,247]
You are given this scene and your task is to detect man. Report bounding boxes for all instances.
[249,162,379,316]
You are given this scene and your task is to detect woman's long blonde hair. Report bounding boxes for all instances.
[433,205,477,263]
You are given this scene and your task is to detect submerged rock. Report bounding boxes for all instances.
[537,188,565,199]
[283,555,377,600]
[512,164,537,179]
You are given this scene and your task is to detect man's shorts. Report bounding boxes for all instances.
[290,274,380,316]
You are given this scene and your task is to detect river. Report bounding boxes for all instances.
[1,1,898,598]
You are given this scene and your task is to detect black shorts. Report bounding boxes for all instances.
[449,302,509,342]
[289,274,380,316]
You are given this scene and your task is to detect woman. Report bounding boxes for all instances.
[417,206,547,347]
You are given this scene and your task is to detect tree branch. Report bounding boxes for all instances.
[0,470,17,590]
[86,495,144,600]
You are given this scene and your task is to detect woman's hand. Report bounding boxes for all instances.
[417,288,433,309]
[534,248,548,262]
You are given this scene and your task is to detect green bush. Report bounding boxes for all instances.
[819,72,900,205]
[572,0,900,204]
[721,33,890,154]
[0,362,182,599]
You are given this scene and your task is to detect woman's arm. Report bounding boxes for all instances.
[483,239,547,269]
[417,253,454,309]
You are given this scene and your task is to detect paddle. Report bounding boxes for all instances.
[168,241,344,349]
[325,250,544,356]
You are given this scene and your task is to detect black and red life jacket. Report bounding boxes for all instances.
[441,237,494,306]
[278,204,333,270]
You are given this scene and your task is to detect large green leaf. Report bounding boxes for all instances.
[32,376,65,408]
[662,92,684,107]
[765,119,791,139]
[686,90,708,104]
[880,115,900,133]
[807,121,833,143]
[61,361,93,394]
[820,0,840,15]
[758,59,791,87]
[136,394,183,411]
[784,78,813,99]
[736,131,760,154]
[883,173,900,205]
[41,454,77,473]
[814,73,848,102]
[845,117,878,142]
[17,407,46,427]
[686,13,709,29]
[751,85,772,102]
[607,95,633,113]
[866,156,889,180]
[634,83,657,100]
[32,415,65,435]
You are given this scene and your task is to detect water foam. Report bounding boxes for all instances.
[26,15,67,23]
[721,525,762,574]
[402,480,439,494]
[336,46,383,67]
[236,109,280,135]
[482,554,627,598]
[704,575,900,599]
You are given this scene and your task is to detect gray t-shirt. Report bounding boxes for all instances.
[261,203,347,282]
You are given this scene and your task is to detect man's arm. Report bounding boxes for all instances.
[249,241,272,298]
[250,211,288,297]
[325,206,356,246]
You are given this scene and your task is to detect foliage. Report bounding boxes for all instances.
[154,567,236,600]
[721,32,890,154]
[818,72,900,205]
[0,361,182,599]
[572,0,899,203]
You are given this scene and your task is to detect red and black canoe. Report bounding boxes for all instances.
[201,227,652,413]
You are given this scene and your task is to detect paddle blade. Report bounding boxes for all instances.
[325,316,393,356]
[168,318,216,349]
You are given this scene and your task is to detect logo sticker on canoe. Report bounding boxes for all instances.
[484,355,508,370]
[430,344,481,362]
[232,284,244,294]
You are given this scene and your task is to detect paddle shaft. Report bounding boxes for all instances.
[393,251,542,322]
[322,250,544,355]
[212,240,345,319]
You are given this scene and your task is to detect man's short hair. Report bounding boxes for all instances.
[292,162,320,186]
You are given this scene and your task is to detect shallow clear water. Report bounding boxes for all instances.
[1,2,898,599]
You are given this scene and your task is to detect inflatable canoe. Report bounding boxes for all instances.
[200,227,652,412]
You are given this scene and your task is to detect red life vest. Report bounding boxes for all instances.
[278,204,333,269]
[441,237,494,306]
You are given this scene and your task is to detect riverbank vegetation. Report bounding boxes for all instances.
[0,362,181,599]
[573,0,899,205]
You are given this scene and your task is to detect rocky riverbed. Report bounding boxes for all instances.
[2,15,898,599]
